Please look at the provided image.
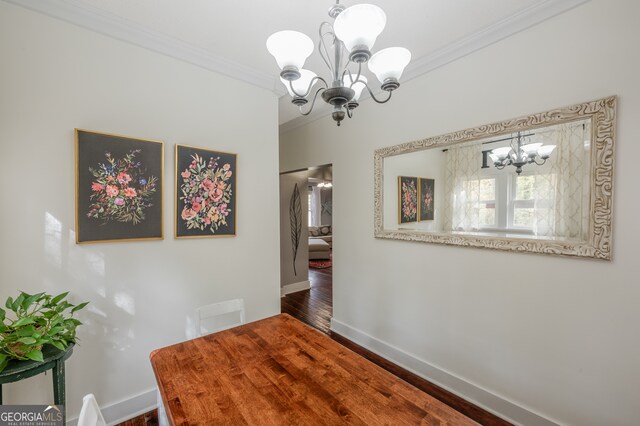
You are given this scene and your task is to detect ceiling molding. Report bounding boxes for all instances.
[279,0,590,134]
[4,0,280,93]
[5,0,589,131]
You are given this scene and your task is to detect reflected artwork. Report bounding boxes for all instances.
[419,178,435,221]
[398,176,418,224]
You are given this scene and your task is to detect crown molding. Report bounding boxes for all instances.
[4,0,589,130]
[279,0,590,134]
[3,0,280,93]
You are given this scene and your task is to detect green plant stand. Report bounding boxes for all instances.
[0,344,73,422]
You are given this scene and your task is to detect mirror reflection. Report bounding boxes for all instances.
[384,119,591,241]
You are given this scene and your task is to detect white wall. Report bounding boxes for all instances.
[280,1,640,425]
[0,2,280,423]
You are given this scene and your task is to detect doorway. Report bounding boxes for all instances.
[280,164,333,334]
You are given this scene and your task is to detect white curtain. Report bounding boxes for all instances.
[534,121,590,239]
[309,186,321,227]
[443,141,484,232]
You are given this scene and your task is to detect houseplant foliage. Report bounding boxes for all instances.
[0,291,88,373]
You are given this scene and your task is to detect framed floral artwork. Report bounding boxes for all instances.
[75,129,164,243]
[175,145,237,238]
[418,178,435,221]
[398,176,418,224]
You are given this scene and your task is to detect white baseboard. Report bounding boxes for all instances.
[281,280,311,297]
[66,387,158,426]
[330,318,560,426]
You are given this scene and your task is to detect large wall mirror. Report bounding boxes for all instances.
[374,97,616,260]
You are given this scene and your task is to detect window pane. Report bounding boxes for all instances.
[479,205,495,227]
[515,175,536,200]
[479,178,495,200]
[514,208,534,227]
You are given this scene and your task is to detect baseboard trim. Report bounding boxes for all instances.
[66,387,158,426]
[281,280,311,297]
[330,318,559,426]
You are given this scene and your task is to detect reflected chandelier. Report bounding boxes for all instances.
[266,1,411,126]
[489,132,556,175]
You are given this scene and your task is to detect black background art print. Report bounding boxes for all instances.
[419,178,435,221]
[175,145,236,238]
[76,129,163,243]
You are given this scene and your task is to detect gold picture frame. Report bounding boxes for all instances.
[75,129,164,244]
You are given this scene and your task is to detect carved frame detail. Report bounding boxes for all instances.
[374,96,616,260]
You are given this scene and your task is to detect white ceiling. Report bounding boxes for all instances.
[8,0,588,129]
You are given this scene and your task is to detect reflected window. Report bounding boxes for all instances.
[510,173,555,230]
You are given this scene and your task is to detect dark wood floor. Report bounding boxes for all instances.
[281,266,333,333]
[281,265,510,426]
[119,264,510,426]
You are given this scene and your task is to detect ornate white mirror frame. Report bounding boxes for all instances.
[374,96,616,260]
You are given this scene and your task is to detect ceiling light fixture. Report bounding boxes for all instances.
[489,132,556,175]
[266,1,411,126]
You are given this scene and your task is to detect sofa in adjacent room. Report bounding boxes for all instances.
[308,225,332,248]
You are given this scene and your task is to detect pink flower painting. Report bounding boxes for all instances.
[177,146,236,237]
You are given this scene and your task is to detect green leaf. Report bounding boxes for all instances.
[48,326,64,336]
[17,337,37,345]
[16,326,36,337]
[5,297,13,310]
[51,292,69,305]
[13,317,35,327]
[0,357,8,373]
[23,293,44,311]
[0,307,5,321]
[13,293,25,311]
[50,341,66,350]
[25,350,44,362]
[71,302,89,313]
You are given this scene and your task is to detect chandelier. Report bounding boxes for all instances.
[489,132,556,175]
[266,1,411,126]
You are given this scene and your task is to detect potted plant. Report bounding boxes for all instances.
[0,291,88,373]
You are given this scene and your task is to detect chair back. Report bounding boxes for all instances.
[196,298,245,336]
[77,393,107,426]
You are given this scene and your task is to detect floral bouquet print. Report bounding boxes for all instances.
[402,180,417,221]
[87,150,157,224]
[179,154,232,233]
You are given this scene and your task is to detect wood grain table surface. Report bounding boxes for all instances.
[150,313,478,425]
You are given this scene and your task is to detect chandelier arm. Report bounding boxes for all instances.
[533,157,547,166]
[342,62,364,89]
[298,88,326,116]
[318,22,336,75]
[352,62,363,86]
[364,83,393,104]
[346,107,353,119]
[288,76,329,98]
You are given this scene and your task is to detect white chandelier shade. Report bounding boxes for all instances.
[266,30,314,70]
[368,47,412,83]
[343,73,368,102]
[281,69,318,97]
[333,4,387,52]
[537,145,557,157]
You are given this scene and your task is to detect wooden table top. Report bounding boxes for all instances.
[150,314,477,425]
